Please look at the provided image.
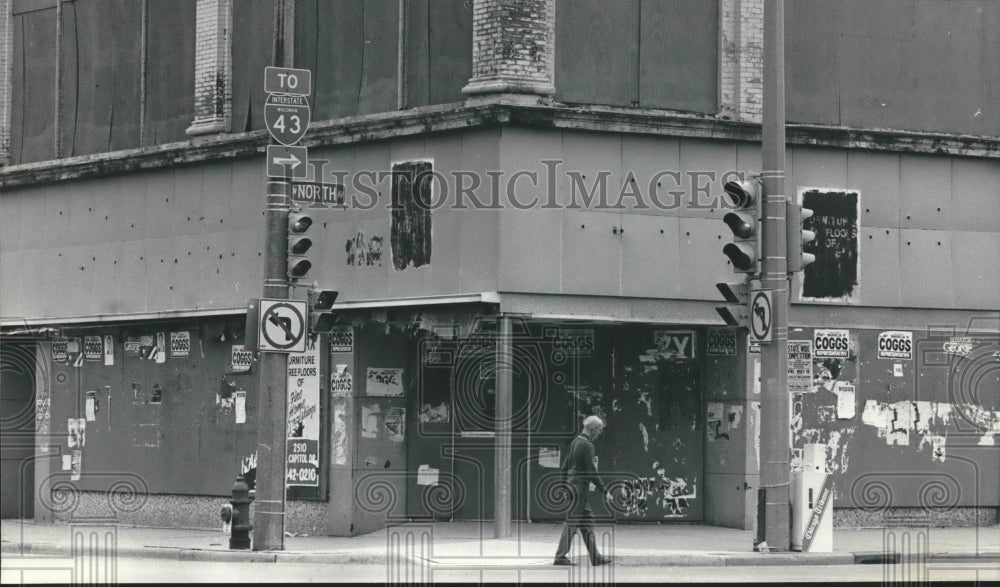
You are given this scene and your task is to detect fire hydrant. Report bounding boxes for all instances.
[220,475,252,549]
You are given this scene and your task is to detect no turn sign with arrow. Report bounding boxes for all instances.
[258,299,308,353]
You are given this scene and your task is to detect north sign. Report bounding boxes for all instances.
[264,94,310,145]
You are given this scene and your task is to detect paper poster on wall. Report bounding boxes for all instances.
[331,366,353,397]
[366,367,404,396]
[231,345,253,372]
[893,364,904,378]
[788,340,814,393]
[61,454,72,471]
[235,391,247,424]
[813,329,850,359]
[652,330,696,359]
[419,402,450,424]
[84,336,103,361]
[753,358,761,395]
[170,331,191,359]
[103,335,115,366]
[384,407,405,442]
[150,383,162,404]
[123,337,140,358]
[728,405,743,429]
[70,450,82,481]
[68,418,86,448]
[332,402,348,465]
[53,340,68,363]
[707,328,738,357]
[330,327,354,353]
[361,404,382,438]
[417,465,440,486]
[835,383,856,419]
[155,332,167,363]
[877,331,912,360]
[286,438,320,487]
[85,391,98,422]
[538,447,561,468]
[66,339,82,366]
[287,342,320,440]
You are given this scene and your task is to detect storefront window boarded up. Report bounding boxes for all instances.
[800,188,860,301]
[391,161,433,270]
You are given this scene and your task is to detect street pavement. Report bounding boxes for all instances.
[1,518,997,569]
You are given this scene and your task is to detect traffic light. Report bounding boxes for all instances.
[722,178,761,274]
[287,211,313,280]
[786,201,816,274]
[715,282,749,328]
[308,289,339,333]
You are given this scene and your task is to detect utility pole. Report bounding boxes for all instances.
[758,0,791,551]
[252,1,291,552]
[494,316,512,538]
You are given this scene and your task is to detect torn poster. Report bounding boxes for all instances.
[85,391,97,422]
[155,332,167,363]
[235,392,247,424]
[418,402,449,424]
[385,407,405,442]
[921,434,947,462]
[367,367,404,396]
[728,405,743,429]
[362,404,382,438]
[231,345,252,372]
[539,447,561,468]
[170,331,191,359]
[68,419,86,448]
[835,383,855,419]
[787,340,814,393]
[103,335,114,366]
[331,367,353,397]
[333,402,348,465]
[71,450,82,481]
[53,340,68,363]
[417,465,440,486]
[123,337,141,358]
[330,327,354,353]
[894,364,904,377]
[62,454,72,471]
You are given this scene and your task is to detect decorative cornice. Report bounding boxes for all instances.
[2,101,997,190]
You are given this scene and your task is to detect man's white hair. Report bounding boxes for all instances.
[583,415,604,430]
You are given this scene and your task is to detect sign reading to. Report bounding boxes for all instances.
[750,290,773,343]
[265,66,312,96]
[264,94,310,146]
[877,331,913,360]
[813,329,850,359]
[258,299,307,353]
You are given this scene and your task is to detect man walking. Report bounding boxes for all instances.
[553,415,613,566]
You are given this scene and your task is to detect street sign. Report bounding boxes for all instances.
[264,94,310,145]
[264,66,312,96]
[258,299,307,353]
[750,289,773,343]
[266,145,308,179]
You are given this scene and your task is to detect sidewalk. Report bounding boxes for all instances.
[2,519,998,567]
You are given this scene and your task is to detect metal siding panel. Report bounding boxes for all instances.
[171,165,206,237]
[855,227,901,307]
[554,0,637,107]
[0,195,22,254]
[620,214,681,299]
[951,158,1000,234]
[229,158,263,231]
[847,151,900,229]
[676,139,737,220]
[1,251,23,318]
[557,131,623,210]
[785,0,842,126]
[427,0,471,106]
[899,230,954,308]
[357,0,399,115]
[311,0,363,120]
[117,239,150,314]
[789,148,848,194]
[18,249,45,318]
[457,130,500,293]
[143,237,182,311]
[499,208,561,293]
[293,0,318,91]
[142,167,177,240]
[69,0,114,156]
[952,232,1000,311]
[231,0,273,132]
[58,2,78,156]
[620,135,681,216]
[107,0,143,151]
[67,179,96,247]
[678,216,732,300]
[561,211,620,296]
[15,191,43,251]
[116,173,148,243]
[43,183,73,248]
[900,156,952,231]
[638,0,717,113]
[88,241,123,315]
[14,8,58,164]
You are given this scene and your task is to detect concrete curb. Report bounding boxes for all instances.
[0,542,895,567]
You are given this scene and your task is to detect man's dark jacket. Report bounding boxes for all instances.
[560,433,606,493]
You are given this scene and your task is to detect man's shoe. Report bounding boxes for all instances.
[591,556,613,566]
[553,558,576,566]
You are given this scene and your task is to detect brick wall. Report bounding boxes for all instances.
[0,0,12,162]
[464,0,554,96]
[187,0,232,136]
[718,0,762,123]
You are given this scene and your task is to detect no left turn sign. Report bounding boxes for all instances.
[750,289,773,344]
[258,299,307,353]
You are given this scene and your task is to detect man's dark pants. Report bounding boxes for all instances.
[555,480,601,563]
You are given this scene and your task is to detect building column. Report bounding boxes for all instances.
[494,316,513,538]
[462,0,555,99]
[718,0,763,123]
[0,0,12,164]
[186,0,233,136]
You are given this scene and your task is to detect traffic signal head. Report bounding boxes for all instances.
[288,212,314,280]
[721,177,760,275]
[307,289,339,333]
[786,202,816,274]
[715,282,749,328]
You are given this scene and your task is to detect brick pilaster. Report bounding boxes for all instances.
[462,0,555,98]
[0,0,13,164]
[718,0,763,123]
[186,0,233,136]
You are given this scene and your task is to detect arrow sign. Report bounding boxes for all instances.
[750,289,773,344]
[267,145,308,179]
[258,299,307,353]
[264,94,310,145]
